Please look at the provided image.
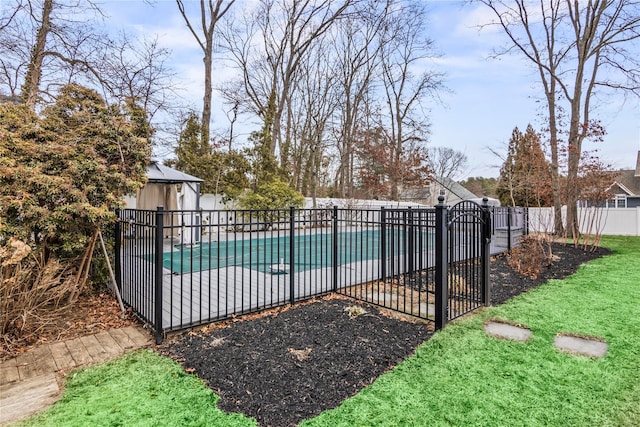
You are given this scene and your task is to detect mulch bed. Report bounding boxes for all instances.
[490,242,612,304]
[159,242,611,427]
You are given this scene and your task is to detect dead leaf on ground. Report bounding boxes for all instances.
[288,347,312,361]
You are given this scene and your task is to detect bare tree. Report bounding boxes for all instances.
[427,146,468,181]
[176,0,236,145]
[0,1,30,97]
[479,0,640,237]
[21,0,53,108]
[0,0,108,109]
[378,1,444,200]
[0,0,25,32]
[1,0,183,161]
[331,3,386,197]
[288,43,339,202]
[94,33,177,123]
[221,0,353,167]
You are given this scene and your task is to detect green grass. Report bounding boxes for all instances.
[17,236,640,427]
[303,236,640,426]
[15,349,257,427]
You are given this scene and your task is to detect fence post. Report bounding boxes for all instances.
[435,193,448,330]
[154,206,164,345]
[380,207,387,281]
[289,206,296,305]
[332,206,338,292]
[114,210,122,291]
[525,207,530,236]
[481,198,492,306]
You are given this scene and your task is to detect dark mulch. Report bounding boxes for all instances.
[160,297,431,427]
[160,242,611,427]
[490,242,612,304]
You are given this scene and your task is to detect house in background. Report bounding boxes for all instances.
[607,151,640,208]
[401,176,500,207]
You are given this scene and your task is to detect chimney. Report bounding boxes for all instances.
[635,151,640,177]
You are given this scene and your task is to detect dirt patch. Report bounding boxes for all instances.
[1,292,136,361]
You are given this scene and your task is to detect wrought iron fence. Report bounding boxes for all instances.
[115,200,523,343]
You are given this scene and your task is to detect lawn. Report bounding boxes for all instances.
[16,236,640,427]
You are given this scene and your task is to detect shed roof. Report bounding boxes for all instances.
[146,161,203,183]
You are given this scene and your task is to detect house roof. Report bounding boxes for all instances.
[432,176,478,201]
[614,169,640,196]
[146,161,203,183]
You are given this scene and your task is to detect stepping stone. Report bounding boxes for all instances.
[485,321,532,342]
[554,334,608,358]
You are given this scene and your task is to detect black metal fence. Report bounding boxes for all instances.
[115,199,526,343]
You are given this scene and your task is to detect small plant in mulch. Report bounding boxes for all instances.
[506,235,555,279]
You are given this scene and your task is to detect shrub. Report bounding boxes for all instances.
[237,179,305,211]
[506,235,554,279]
[0,86,149,260]
[0,84,150,353]
[0,239,76,356]
[234,179,305,231]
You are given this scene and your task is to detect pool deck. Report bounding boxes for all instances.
[120,243,439,330]
[119,228,502,332]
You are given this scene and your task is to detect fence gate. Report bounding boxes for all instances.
[435,196,492,329]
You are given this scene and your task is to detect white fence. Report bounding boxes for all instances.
[528,207,640,236]
[199,195,428,211]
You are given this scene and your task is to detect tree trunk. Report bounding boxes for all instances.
[565,121,584,240]
[547,94,564,236]
[177,0,235,146]
[202,40,212,145]
[22,0,53,109]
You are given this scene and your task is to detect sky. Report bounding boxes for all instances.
[100,0,640,180]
